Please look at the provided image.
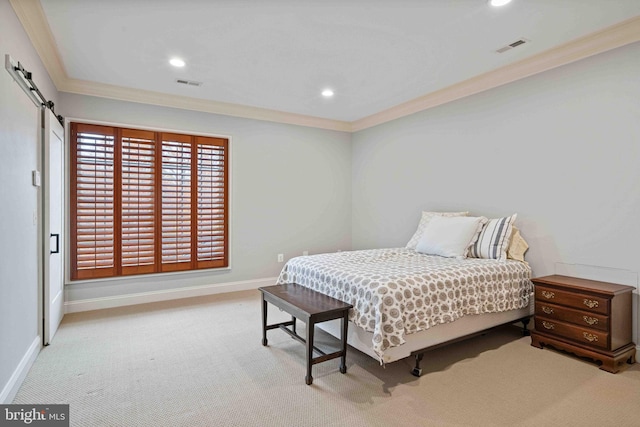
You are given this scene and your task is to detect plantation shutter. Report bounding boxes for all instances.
[161,133,193,271]
[71,123,116,279]
[121,129,156,275]
[196,137,228,268]
[70,123,229,280]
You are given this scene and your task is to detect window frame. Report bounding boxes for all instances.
[67,120,231,282]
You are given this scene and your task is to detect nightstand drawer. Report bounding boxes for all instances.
[535,286,608,315]
[535,302,608,331]
[535,317,608,350]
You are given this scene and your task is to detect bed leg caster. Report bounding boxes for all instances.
[262,338,268,346]
[339,365,347,374]
[411,353,424,377]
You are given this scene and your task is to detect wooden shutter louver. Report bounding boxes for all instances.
[121,129,156,275]
[71,123,229,280]
[71,124,116,279]
[196,137,228,268]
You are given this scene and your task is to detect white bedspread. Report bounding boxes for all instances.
[276,248,532,361]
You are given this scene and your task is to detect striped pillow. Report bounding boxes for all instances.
[469,214,517,260]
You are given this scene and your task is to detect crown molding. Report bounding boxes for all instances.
[352,15,640,132]
[9,0,67,88]
[60,78,353,131]
[11,1,640,133]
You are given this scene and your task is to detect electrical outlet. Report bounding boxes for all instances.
[277,254,284,263]
[302,251,308,256]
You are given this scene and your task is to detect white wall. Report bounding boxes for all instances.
[352,42,640,341]
[59,93,352,303]
[0,0,59,402]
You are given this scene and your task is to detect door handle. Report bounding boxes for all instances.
[50,233,59,254]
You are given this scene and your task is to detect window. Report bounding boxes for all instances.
[70,123,229,280]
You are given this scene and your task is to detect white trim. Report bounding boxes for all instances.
[66,266,231,286]
[351,16,640,131]
[9,0,68,88]
[0,336,41,404]
[60,78,352,132]
[12,1,640,132]
[64,276,277,313]
[64,117,233,141]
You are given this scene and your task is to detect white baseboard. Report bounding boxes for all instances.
[0,336,41,404]
[64,277,278,314]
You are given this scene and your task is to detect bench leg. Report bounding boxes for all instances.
[292,315,297,335]
[305,322,315,385]
[261,297,268,346]
[339,314,348,374]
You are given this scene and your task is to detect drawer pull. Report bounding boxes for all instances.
[583,299,599,309]
[541,306,554,315]
[542,321,555,330]
[583,316,598,326]
[541,291,555,299]
[583,332,598,343]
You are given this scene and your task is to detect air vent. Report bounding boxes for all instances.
[176,79,203,87]
[496,38,530,53]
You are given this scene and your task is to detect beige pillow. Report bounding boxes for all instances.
[406,211,469,250]
[507,226,529,262]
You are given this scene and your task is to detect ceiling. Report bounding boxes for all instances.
[15,0,640,130]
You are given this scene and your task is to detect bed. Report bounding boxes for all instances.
[276,246,533,376]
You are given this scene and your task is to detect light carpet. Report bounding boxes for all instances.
[13,290,640,426]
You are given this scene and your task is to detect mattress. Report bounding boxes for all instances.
[277,248,533,362]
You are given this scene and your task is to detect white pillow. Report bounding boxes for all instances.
[416,216,487,258]
[406,211,469,249]
[468,214,517,260]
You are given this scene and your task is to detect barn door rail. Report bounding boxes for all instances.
[4,54,63,126]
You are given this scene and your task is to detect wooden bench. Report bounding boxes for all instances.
[259,283,353,385]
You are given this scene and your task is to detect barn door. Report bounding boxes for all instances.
[43,109,64,345]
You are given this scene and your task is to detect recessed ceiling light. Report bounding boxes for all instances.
[169,58,186,67]
[321,89,334,98]
[489,0,512,6]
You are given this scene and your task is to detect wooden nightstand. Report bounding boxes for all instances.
[530,275,636,373]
